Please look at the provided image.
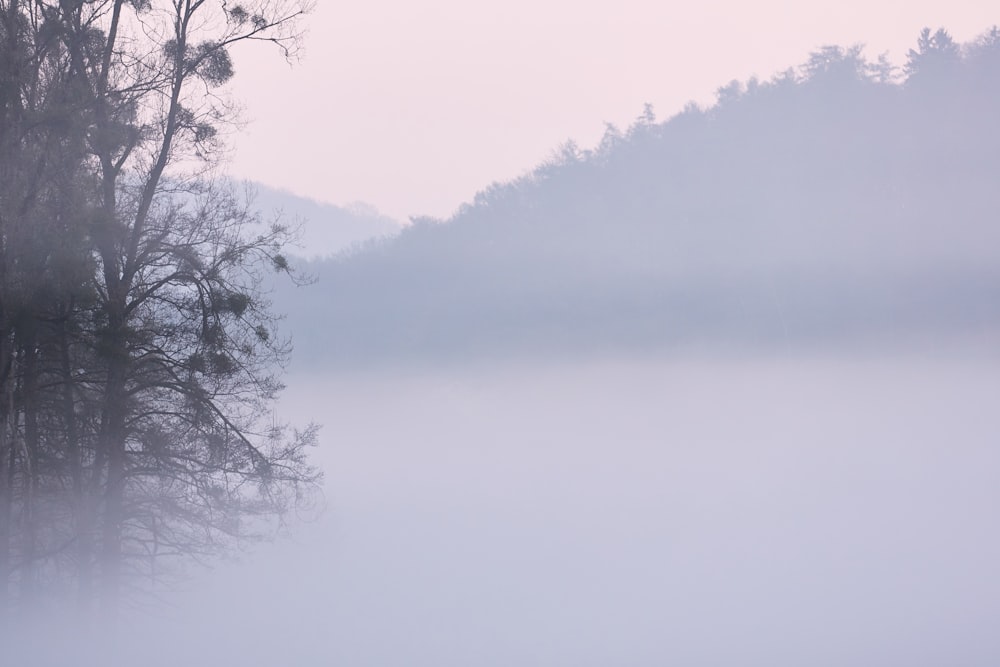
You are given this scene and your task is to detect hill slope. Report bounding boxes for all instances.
[252,185,401,259]
[279,28,1000,369]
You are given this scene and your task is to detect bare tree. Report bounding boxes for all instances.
[0,0,320,619]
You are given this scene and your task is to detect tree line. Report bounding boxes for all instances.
[0,1,319,621]
[280,27,1000,369]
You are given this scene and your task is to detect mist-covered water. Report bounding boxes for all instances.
[20,350,995,666]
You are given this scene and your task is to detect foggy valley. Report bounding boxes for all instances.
[1,5,999,666]
[18,355,1000,666]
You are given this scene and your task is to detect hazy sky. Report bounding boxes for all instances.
[227,1,996,221]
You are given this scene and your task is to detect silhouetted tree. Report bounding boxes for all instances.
[905,27,962,84]
[0,0,320,620]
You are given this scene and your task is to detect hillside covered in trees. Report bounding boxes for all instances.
[281,27,1000,369]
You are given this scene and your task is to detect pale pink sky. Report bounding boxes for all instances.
[226,1,996,221]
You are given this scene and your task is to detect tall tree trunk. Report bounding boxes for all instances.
[98,305,128,614]
[18,338,38,607]
[0,332,12,623]
[0,0,24,622]
[58,310,92,612]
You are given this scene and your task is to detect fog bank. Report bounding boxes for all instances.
[10,352,994,666]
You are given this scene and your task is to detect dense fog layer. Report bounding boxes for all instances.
[3,24,999,667]
[9,352,998,665]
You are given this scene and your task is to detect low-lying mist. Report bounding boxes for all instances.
[12,348,998,666]
[5,25,999,667]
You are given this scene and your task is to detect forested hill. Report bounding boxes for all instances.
[279,28,1000,369]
